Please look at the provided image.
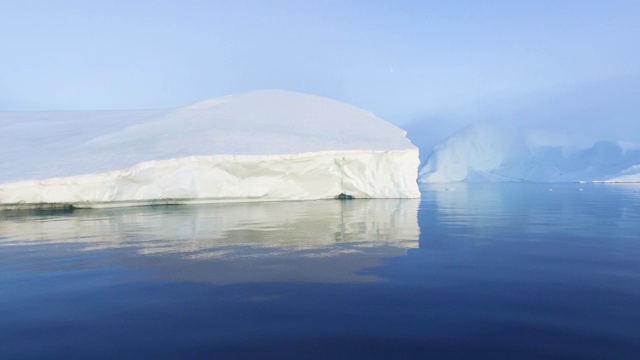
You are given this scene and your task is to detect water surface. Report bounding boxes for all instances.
[1,184,640,359]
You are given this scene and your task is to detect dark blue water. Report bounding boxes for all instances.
[2,183,640,359]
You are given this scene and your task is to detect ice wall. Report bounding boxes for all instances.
[0,150,419,207]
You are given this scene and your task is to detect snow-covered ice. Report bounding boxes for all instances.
[594,164,640,183]
[0,90,420,208]
[419,122,640,183]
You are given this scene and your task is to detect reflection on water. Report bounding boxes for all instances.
[1,199,419,283]
[420,182,640,246]
[2,185,640,359]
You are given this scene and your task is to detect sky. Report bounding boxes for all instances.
[1,0,639,129]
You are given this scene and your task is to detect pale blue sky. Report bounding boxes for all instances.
[1,0,639,126]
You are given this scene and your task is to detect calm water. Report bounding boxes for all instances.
[1,183,640,359]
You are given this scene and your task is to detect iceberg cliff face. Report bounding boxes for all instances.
[0,90,420,208]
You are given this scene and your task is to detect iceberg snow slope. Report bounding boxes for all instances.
[419,122,640,183]
[0,90,420,208]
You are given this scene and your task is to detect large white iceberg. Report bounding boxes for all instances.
[0,90,420,208]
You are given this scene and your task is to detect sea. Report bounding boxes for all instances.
[1,183,639,359]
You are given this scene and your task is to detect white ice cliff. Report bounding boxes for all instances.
[0,90,420,208]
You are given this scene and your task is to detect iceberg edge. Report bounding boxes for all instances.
[0,149,420,209]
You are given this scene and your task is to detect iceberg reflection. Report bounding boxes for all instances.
[419,183,640,248]
[0,199,419,283]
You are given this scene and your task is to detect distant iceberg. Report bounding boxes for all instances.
[0,90,420,208]
[419,122,640,183]
[593,164,640,183]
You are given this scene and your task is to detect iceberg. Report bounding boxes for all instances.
[593,164,640,183]
[419,122,640,183]
[0,90,420,208]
